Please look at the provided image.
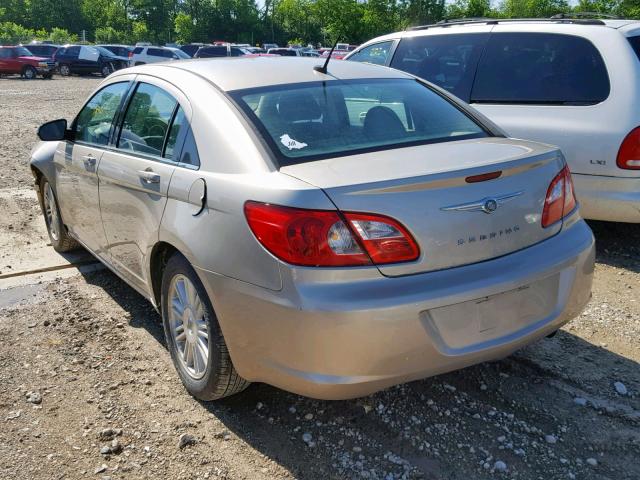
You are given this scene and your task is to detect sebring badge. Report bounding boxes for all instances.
[440,191,523,214]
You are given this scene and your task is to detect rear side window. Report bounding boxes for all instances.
[198,46,226,57]
[133,47,143,54]
[628,36,640,60]
[117,83,178,157]
[230,78,487,165]
[148,48,164,57]
[472,32,610,105]
[349,40,394,66]
[390,33,489,102]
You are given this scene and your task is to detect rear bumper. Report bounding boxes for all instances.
[196,218,595,400]
[573,173,640,223]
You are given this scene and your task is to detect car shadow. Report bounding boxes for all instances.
[588,220,640,273]
[79,267,640,479]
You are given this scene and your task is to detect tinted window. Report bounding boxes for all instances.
[390,34,489,102]
[0,49,11,58]
[231,78,486,165]
[472,33,610,105]
[164,107,186,160]
[75,82,129,146]
[230,47,248,57]
[66,46,80,56]
[628,36,640,61]
[147,48,164,57]
[197,46,226,58]
[348,41,394,66]
[15,46,32,56]
[117,83,177,157]
[133,47,143,54]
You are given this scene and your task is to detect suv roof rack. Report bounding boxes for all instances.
[550,12,622,20]
[407,16,609,31]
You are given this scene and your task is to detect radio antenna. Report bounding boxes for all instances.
[314,37,340,74]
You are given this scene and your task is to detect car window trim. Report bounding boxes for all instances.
[227,77,495,167]
[71,80,134,149]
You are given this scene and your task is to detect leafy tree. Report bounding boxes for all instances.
[49,27,78,44]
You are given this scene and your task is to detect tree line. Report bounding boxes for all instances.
[0,0,638,47]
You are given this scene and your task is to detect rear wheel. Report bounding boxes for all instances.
[161,253,249,401]
[59,64,71,76]
[100,63,111,77]
[23,66,36,80]
[40,179,79,252]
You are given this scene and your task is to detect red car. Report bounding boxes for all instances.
[0,45,55,79]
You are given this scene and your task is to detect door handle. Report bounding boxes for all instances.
[82,154,96,167]
[138,170,161,184]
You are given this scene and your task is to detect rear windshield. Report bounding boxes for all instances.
[230,78,487,165]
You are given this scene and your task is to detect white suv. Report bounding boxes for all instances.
[131,45,190,65]
[346,17,640,223]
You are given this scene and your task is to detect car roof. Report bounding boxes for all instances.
[121,56,412,91]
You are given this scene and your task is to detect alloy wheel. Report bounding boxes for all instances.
[43,183,60,242]
[168,274,209,379]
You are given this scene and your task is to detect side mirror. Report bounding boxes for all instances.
[37,119,70,141]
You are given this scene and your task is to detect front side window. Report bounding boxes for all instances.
[148,48,164,57]
[15,47,32,57]
[472,32,610,105]
[66,46,80,56]
[117,83,178,157]
[389,33,489,102]
[231,78,487,165]
[75,82,129,146]
[348,41,394,66]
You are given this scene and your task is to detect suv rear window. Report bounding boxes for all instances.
[230,78,487,165]
[628,36,640,60]
[390,33,489,102]
[472,32,610,105]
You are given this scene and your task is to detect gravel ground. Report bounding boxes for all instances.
[0,76,639,480]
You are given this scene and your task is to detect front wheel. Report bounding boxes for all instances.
[161,253,249,401]
[23,66,36,80]
[59,64,71,76]
[40,179,79,252]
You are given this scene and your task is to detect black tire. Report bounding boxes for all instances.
[40,179,80,253]
[134,61,145,66]
[59,64,71,76]
[23,66,36,80]
[161,253,249,401]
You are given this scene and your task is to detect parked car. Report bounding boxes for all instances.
[267,47,302,56]
[0,45,55,79]
[23,43,60,58]
[31,57,594,401]
[347,17,640,223]
[179,43,206,57]
[97,44,134,60]
[131,45,190,65]
[54,45,128,77]
[193,44,251,58]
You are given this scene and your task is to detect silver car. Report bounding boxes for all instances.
[30,57,595,400]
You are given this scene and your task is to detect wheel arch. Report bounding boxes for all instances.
[149,241,182,308]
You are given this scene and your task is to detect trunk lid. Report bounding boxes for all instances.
[280,137,565,276]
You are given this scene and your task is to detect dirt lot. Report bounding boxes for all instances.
[0,76,639,480]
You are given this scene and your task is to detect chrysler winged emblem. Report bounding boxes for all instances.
[441,191,523,214]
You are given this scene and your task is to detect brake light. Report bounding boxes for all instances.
[244,202,419,267]
[542,165,577,228]
[617,127,640,170]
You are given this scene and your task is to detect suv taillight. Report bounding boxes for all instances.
[244,202,420,267]
[128,52,133,58]
[617,127,640,170]
[542,165,577,228]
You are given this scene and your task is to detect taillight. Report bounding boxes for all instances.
[244,202,419,267]
[542,165,577,228]
[617,127,640,170]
